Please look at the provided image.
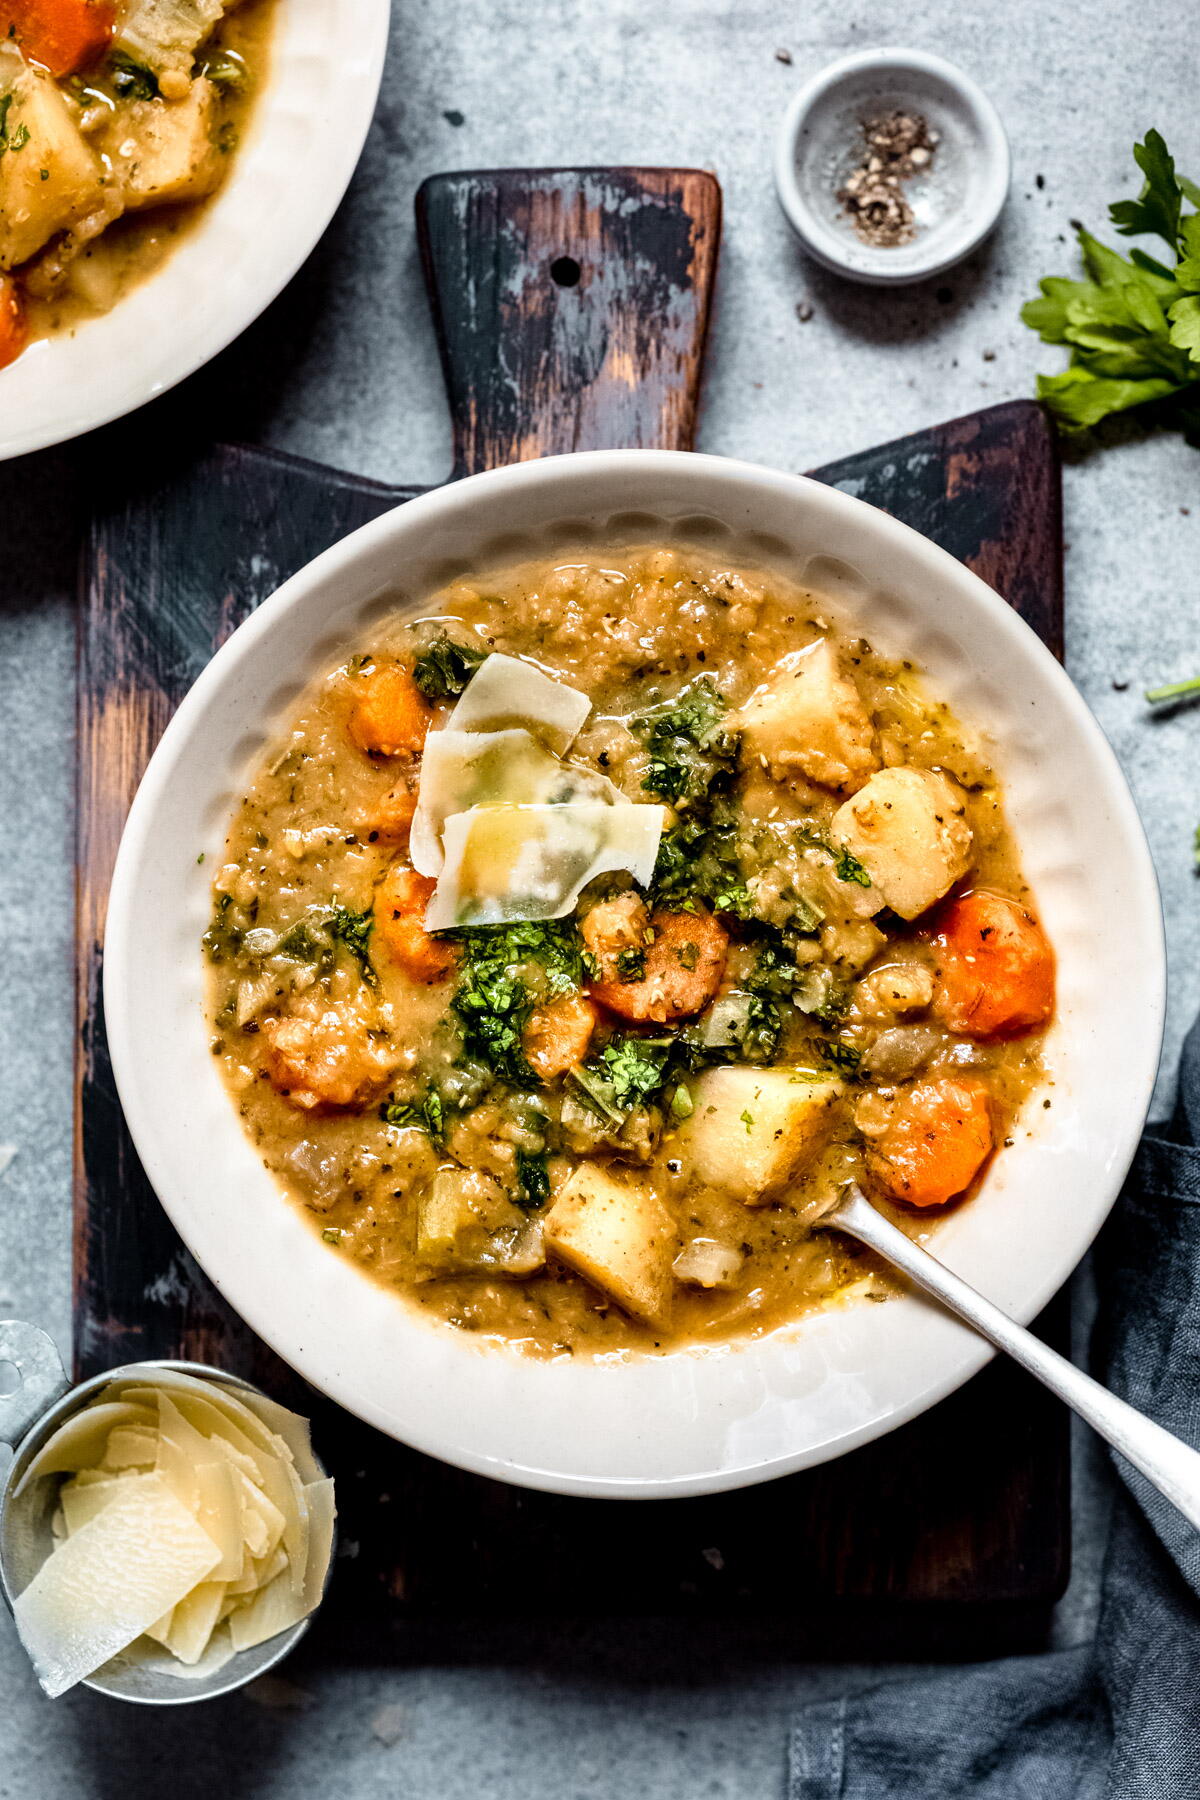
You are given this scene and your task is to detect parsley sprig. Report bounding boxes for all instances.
[1022,130,1200,439]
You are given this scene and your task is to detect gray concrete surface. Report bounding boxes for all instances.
[0,0,1196,1792]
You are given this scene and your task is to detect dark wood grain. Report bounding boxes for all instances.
[417,167,720,472]
[76,166,1067,1622]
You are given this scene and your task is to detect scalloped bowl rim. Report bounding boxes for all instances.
[103,450,1165,1498]
[0,0,390,461]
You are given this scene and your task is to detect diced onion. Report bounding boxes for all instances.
[672,1238,743,1289]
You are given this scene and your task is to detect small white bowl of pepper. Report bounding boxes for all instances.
[774,47,1010,286]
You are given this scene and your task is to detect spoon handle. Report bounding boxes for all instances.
[830,1184,1200,1533]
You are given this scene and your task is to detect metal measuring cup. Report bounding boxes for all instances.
[0,1320,329,1704]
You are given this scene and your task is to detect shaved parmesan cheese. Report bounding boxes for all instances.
[164,1580,227,1666]
[13,1374,335,1693]
[445,652,591,753]
[59,1472,135,1537]
[426,801,665,930]
[102,1425,158,1470]
[15,1403,156,1496]
[14,1473,221,1697]
[410,729,619,878]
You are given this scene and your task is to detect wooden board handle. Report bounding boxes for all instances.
[416,167,721,476]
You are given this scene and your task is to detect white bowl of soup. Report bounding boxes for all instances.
[104,451,1164,1497]
[0,0,388,459]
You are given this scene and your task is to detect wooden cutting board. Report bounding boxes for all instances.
[75,167,1068,1625]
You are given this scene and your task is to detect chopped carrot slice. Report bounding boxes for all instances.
[373,864,456,983]
[928,889,1055,1039]
[348,664,432,759]
[586,899,728,1025]
[865,1075,994,1209]
[0,276,28,372]
[523,993,597,1080]
[2,0,115,76]
[363,780,418,847]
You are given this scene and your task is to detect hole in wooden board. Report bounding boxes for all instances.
[550,256,581,288]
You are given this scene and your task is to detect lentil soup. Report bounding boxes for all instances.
[204,545,1054,1358]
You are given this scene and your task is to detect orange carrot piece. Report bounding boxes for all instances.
[523,993,597,1080]
[362,780,418,847]
[347,664,432,759]
[587,904,728,1025]
[0,276,28,372]
[2,0,115,76]
[865,1075,994,1209]
[373,865,456,983]
[928,889,1055,1039]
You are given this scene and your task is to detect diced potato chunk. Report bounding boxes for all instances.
[734,639,879,793]
[108,81,222,210]
[0,45,106,269]
[831,768,973,922]
[543,1165,676,1326]
[675,1066,843,1204]
[417,1168,543,1275]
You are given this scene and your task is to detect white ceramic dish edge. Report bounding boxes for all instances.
[103,450,1165,1498]
[774,47,1010,286]
[1,0,390,461]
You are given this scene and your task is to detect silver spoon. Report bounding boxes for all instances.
[825,1183,1200,1532]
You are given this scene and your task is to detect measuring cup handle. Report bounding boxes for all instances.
[0,1322,70,1449]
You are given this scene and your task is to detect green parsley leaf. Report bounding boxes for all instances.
[1021,130,1200,438]
[739,1109,755,1133]
[412,634,489,700]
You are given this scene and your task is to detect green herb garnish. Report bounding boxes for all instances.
[328,904,377,986]
[1021,130,1200,440]
[380,1087,445,1141]
[822,1039,863,1076]
[413,634,489,700]
[615,946,646,982]
[109,53,159,99]
[450,920,583,1082]
[0,94,29,155]
[631,676,739,807]
[514,1148,550,1210]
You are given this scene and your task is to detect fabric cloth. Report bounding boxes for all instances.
[789,1015,1200,1800]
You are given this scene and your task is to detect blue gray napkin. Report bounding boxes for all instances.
[789,1015,1200,1800]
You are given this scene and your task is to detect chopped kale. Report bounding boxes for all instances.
[601,1035,675,1106]
[651,798,753,919]
[514,1148,550,1210]
[109,53,159,99]
[450,920,583,1082]
[380,1087,445,1142]
[822,1039,863,1076]
[413,634,489,700]
[631,676,739,807]
[328,904,377,986]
